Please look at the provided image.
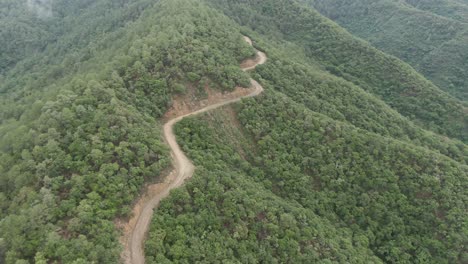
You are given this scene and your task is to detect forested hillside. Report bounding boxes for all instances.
[306,0,468,101]
[1,0,467,263]
[147,93,467,263]
[1,0,253,262]
[209,0,468,142]
[145,0,467,263]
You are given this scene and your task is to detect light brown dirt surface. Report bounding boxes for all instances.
[120,36,267,264]
[163,84,256,120]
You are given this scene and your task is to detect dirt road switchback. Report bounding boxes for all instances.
[124,36,267,264]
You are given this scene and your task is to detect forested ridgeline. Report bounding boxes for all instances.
[144,1,468,263]
[305,0,468,101]
[1,0,467,263]
[0,0,254,262]
[208,0,468,143]
[146,92,467,263]
[252,52,467,164]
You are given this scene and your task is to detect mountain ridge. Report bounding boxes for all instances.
[0,0,466,263]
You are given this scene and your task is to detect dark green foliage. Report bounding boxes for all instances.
[0,0,153,75]
[306,0,468,101]
[1,0,467,263]
[208,0,467,142]
[238,94,467,263]
[254,55,468,164]
[0,0,253,262]
[147,92,467,263]
[144,1,467,263]
[145,108,382,263]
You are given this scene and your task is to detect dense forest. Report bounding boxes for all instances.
[1,0,253,262]
[306,0,468,101]
[209,0,468,142]
[0,0,466,263]
[146,0,467,263]
[147,93,467,263]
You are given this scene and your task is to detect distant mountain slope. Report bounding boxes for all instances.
[306,0,468,101]
[405,0,468,23]
[209,0,467,143]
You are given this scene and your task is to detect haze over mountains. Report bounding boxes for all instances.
[0,0,466,263]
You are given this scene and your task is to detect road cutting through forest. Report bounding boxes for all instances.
[123,36,267,264]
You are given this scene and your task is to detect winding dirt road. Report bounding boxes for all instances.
[124,36,266,264]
